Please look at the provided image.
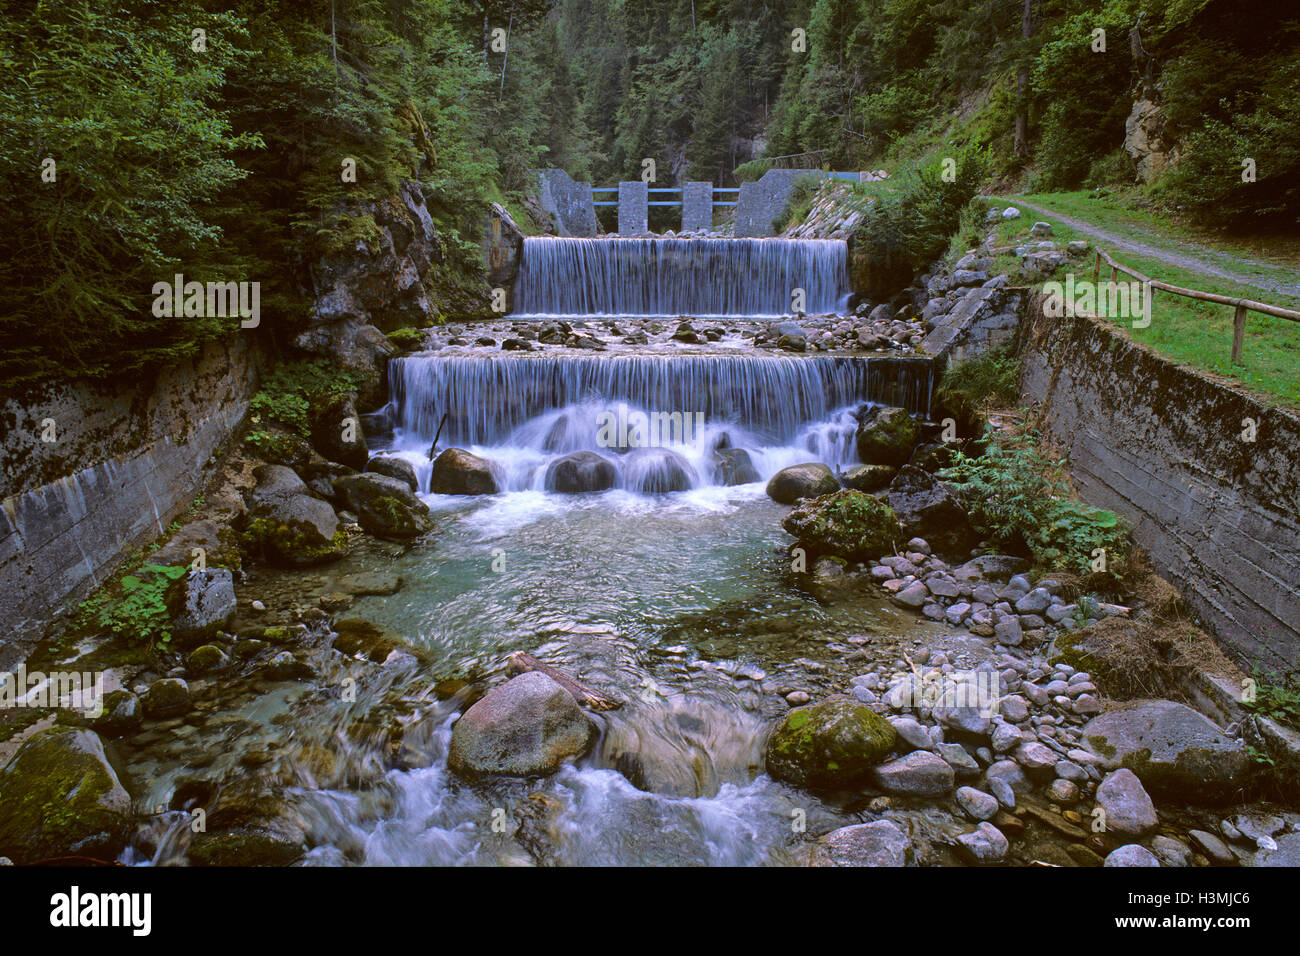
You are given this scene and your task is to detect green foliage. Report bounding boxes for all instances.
[942,426,1132,582]
[1242,667,1300,731]
[773,176,823,233]
[75,564,188,649]
[244,360,362,451]
[936,342,1022,416]
[386,328,426,350]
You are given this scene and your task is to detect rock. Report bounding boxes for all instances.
[994,615,1023,647]
[889,716,934,751]
[546,451,618,493]
[143,678,192,718]
[991,722,1023,753]
[188,644,229,673]
[1000,696,1029,722]
[244,464,348,566]
[1188,829,1235,865]
[1029,221,1053,237]
[892,581,930,610]
[1015,741,1059,777]
[785,690,811,706]
[766,462,839,504]
[333,572,403,596]
[1047,778,1079,804]
[782,489,903,562]
[856,406,921,467]
[1151,835,1192,867]
[1105,844,1161,867]
[624,448,696,493]
[171,568,237,645]
[429,448,500,495]
[952,555,1029,583]
[448,672,595,778]
[765,698,898,789]
[1252,831,1300,867]
[0,729,132,864]
[264,651,315,682]
[91,690,142,737]
[872,750,956,796]
[334,473,434,539]
[957,822,1009,864]
[986,759,1031,794]
[1082,700,1252,800]
[886,466,975,556]
[1096,768,1158,835]
[809,819,910,867]
[936,742,982,780]
[713,448,760,486]
[840,463,896,493]
[1001,207,1021,220]
[309,393,369,470]
[365,455,419,492]
[956,786,1000,821]
[1014,588,1052,614]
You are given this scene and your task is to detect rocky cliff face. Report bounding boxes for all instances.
[1124,96,1175,183]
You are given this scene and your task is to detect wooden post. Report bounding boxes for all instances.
[1093,250,1101,284]
[1231,303,1248,366]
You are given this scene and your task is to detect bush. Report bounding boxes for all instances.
[935,343,1022,418]
[942,426,1132,584]
[75,565,188,649]
[244,360,363,451]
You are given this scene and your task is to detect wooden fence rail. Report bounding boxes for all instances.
[1090,247,1300,366]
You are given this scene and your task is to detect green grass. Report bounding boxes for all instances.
[986,201,1300,410]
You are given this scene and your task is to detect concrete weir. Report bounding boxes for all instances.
[1019,296,1300,670]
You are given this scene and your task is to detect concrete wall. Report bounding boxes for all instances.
[617,181,648,235]
[536,169,597,237]
[1020,299,1300,670]
[0,336,260,668]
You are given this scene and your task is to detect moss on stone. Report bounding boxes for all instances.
[765,698,899,789]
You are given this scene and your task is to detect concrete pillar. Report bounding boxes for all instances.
[617,181,648,235]
[681,182,713,232]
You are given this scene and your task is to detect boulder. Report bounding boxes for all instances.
[809,820,910,867]
[365,455,419,492]
[244,464,348,566]
[781,489,904,562]
[712,448,760,486]
[309,393,369,470]
[170,568,237,645]
[1082,700,1252,801]
[545,451,617,493]
[840,463,896,492]
[855,406,921,467]
[0,728,132,864]
[956,822,1009,864]
[448,672,595,777]
[91,691,142,737]
[871,750,956,796]
[334,473,435,540]
[1105,844,1161,867]
[624,448,696,493]
[1095,768,1158,835]
[765,698,898,789]
[765,462,839,504]
[886,466,976,556]
[143,677,193,718]
[429,448,500,495]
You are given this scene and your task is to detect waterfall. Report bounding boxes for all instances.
[513,237,848,317]
[388,354,933,448]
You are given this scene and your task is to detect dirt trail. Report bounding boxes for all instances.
[1003,198,1300,300]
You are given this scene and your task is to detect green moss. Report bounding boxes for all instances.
[241,518,347,566]
[765,699,899,789]
[1086,734,1117,759]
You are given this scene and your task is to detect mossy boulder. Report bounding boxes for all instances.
[765,462,839,504]
[781,489,904,562]
[243,464,348,566]
[334,473,434,539]
[765,697,899,789]
[0,728,132,864]
[855,405,921,467]
[841,463,896,492]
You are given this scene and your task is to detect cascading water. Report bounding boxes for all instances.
[513,236,849,317]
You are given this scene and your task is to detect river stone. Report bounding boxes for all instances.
[91,690,142,737]
[855,406,920,467]
[956,822,1009,864]
[245,464,348,566]
[986,758,1031,794]
[309,392,369,470]
[448,672,595,778]
[1252,831,1300,867]
[951,555,1029,582]
[892,581,930,609]
[1104,844,1161,867]
[713,448,760,486]
[808,819,910,867]
[334,473,435,539]
[144,678,192,718]
[888,716,934,751]
[171,568,237,645]
[871,750,955,796]
[0,728,132,864]
[841,463,896,493]
[333,572,403,596]
[936,742,981,780]
[886,466,976,556]
[766,462,839,504]
[1150,835,1192,867]
[765,698,898,788]
[1096,768,1158,835]
[1014,587,1053,614]
[1082,700,1252,801]
[365,455,419,492]
[956,786,999,820]
[1188,829,1235,865]
[625,447,696,493]
[429,448,500,495]
[546,451,618,493]
[782,489,904,562]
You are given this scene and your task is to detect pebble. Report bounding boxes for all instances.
[956,786,999,821]
[957,822,1009,864]
[1105,844,1161,867]
[785,690,811,706]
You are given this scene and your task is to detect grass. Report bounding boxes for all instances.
[985,202,1300,410]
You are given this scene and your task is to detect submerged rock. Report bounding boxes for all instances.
[428,448,500,495]
[855,406,921,467]
[546,451,617,493]
[0,728,132,864]
[765,698,898,789]
[334,473,434,539]
[1082,700,1252,801]
[448,672,595,778]
[781,489,904,562]
[765,462,839,504]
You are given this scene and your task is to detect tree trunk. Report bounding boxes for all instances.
[1013,0,1032,159]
